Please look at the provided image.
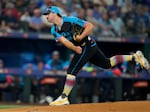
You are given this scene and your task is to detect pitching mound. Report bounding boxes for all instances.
[0,101,150,112]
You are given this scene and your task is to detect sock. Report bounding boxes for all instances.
[110,55,133,67]
[62,74,76,97]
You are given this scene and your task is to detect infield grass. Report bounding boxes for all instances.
[0,105,28,109]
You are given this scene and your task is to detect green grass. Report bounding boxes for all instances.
[0,105,27,109]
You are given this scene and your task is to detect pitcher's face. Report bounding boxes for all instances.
[45,13,56,23]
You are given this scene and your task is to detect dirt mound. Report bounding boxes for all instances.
[0,101,150,112]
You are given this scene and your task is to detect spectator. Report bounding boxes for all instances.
[92,3,102,20]
[77,8,86,19]
[143,5,150,37]
[20,10,31,23]
[45,51,64,71]
[69,3,81,17]
[1,8,19,32]
[120,0,132,15]
[15,0,29,13]
[0,2,2,18]
[20,10,31,32]
[37,60,45,71]
[98,12,114,36]
[0,59,13,102]
[0,20,12,32]
[27,1,38,16]
[11,76,24,103]
[22,66,40,103]
[137,5,150,37]
[22,63,37,70]
[109,11,125,36]
[108,0,120,15]
[104,0,114,6]
[86,9,102,36]
[2,2,19,20]
[81,0,93,10]
[29,8,46,32]
[135,5,147,36]
[123,4,140,36]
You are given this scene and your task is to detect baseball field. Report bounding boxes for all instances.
[0,101,150,112]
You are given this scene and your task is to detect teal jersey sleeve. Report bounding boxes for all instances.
[51,25,62,41]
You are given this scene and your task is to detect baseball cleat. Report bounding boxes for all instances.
[49,95,69,106]
[134,50,150,70]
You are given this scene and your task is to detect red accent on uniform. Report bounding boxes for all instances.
[116,55,124,64]
[66,79,75,86]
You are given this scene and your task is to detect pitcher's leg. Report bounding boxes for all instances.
[49,46,95,106]
[90,49,149,70]
[63,46,95,97]
[89,49,111,69]
[110,55,133,67]
[90,49,134,69]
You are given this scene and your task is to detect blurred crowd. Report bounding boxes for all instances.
[0,0,150,37]
[0,49,149,104]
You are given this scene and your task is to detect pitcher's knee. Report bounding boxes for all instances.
[101,59,111,69]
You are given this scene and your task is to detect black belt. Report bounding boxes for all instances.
[81,36,92,46]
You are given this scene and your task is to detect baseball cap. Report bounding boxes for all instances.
[42,6,61,16]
